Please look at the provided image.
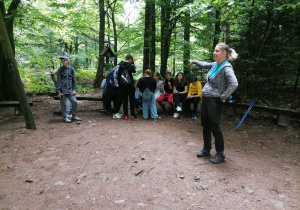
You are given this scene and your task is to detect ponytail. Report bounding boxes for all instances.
[228,48,238,61]
[216,43,238,61]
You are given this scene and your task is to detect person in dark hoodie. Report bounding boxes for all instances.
[56,56,82,123]
[117,54,136,120]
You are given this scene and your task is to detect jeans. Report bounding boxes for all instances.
[173,94,187,112]
[142,92,158,119]
[60,94,78,118]
[157,93,174,110]
[201,97,224,153]
[105,87,122,113]
[135,90,142,109]
[183,96,200,115]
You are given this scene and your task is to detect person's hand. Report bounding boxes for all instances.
[187,95,192,99]
[221,99,226,103]
[57,93,63,99]
[188,60,193,66]
[72,91,76,95]
[168,81,171,86]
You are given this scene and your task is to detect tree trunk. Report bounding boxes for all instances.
[213,9,221,51]
[94,0,105,88]
[160,0,172,77]
[225,17,230,44]
[183,0,192,81]
[143,0,151,73]
[258,0,277,58]
[0,11,36,129]
[149,0,156,72]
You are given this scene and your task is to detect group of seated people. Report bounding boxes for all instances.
[101,67,202,120]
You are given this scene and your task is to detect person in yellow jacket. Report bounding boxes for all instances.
[183,76,202,120]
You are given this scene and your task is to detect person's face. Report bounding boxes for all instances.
[61,59,69,67]
[192,81,197,86]
[213,46,226,63]
[154,74,158,81]
[177,74,183,81]
[166,74,171,80]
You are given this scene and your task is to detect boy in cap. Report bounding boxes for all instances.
[56,56,82,123]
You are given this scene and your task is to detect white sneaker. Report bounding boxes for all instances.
[173,113,179,118]
[116,113,123,117]
[176,106,182,112]
[113,113,121,119]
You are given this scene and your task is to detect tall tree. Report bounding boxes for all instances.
[143,0,152,72]
[183,0,192,80]
[149,0,156,72]
[94,0,105,88]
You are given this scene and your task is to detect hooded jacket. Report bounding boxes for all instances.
[56,66,77,94]
[117,61,136,87]
[192,61,238,100]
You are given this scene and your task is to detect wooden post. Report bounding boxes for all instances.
[0,11,36,129]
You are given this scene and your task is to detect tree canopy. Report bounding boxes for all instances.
[1,0,299,108]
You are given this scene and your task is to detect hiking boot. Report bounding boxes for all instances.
[196,149,210,157]
[210,153,225,164]
[176,106,182,112]
[192,114,197,120]
[124,116,128,120]
[131,116,136,120]
[71,116,82,121]
[173,113,179,118]
[64,117,71,123]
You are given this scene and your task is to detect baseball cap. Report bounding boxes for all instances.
[59,56,69,60]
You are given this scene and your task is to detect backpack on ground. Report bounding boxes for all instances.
[106,70,115,90]
[142,87,152,101]
[120,69,131,86]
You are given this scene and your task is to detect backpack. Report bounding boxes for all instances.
[142,87,152,101]
[106,70,115,90]
[120,69,132,86]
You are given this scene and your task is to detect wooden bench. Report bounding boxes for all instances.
[53,96,103,101]
[0,101,33,115]
[225,103,300,127]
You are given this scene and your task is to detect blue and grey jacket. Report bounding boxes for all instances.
[56,66,77,94]
[192,61,238,100]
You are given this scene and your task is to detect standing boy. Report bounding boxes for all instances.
[56,56,82,123]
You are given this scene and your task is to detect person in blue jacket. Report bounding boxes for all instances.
[56,56,82,123]
[189,43,238,164]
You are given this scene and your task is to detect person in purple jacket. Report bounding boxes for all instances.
[189,43,238,164]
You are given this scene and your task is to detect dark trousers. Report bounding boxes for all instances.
[105,87,122,113]
[121,85,135,116]
[201,97,224,153]
[183,96,200,115]
[173,94,187,112]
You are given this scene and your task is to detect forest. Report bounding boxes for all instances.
[0,0,299,109]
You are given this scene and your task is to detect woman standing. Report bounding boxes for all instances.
[173,72,188,118]
[189,43,238,164]
[137,69,160,120]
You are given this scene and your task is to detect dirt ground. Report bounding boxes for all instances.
[0,96,299,210]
